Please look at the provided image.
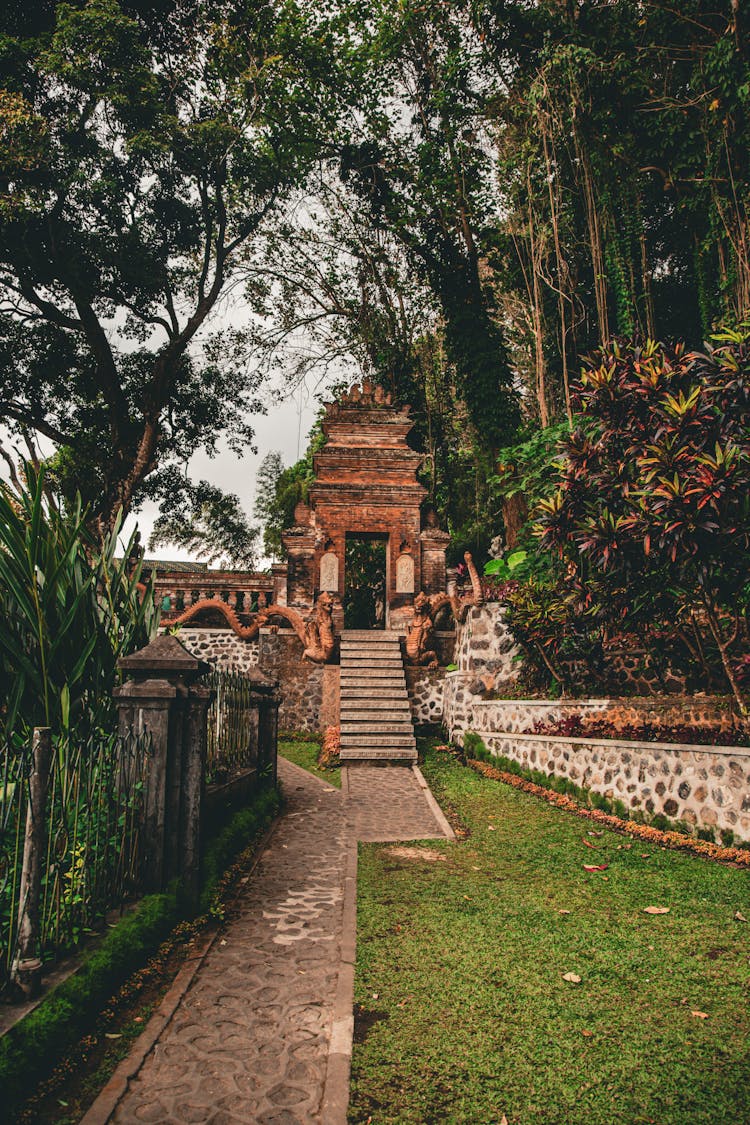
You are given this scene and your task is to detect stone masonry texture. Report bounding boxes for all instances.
[106,758,448,1125]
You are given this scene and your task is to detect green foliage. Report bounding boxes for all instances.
[253,449,316,560]
[198,784,280,915]
[504,333,750,703]
[148,470,259,569]
[0,0,348,530]
[0,466,159,739]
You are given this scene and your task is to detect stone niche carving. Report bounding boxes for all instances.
[396,552,415,594]
[319,551,339,593]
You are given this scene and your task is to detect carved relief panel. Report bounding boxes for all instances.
[319,551,339,592]
[395,552,415,594]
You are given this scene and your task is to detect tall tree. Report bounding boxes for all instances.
[0,0,346,531]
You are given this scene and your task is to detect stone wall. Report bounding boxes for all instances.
[445,695,743,740]
[450,728,750,841]
[454,605,521,682]
[257,629,325,732]
[177,628,259,674]
[177,626,336,732]
[405,668,444,726]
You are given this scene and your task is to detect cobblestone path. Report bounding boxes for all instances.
[346,764,446,842]
[94,758,449,1125]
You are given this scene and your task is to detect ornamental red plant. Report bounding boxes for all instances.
[537,331,750,714]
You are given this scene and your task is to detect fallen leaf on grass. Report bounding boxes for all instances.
[488,825,496,831]
[559,909,572,915]
[500,1116,509,1125]
[372,992,379,1000]
[644,906,670,915]
[581,1030,594,1038]
[104,1033,122,1040]
[583,864,609,872]
[734,911,747,922]
[691,1010,709,1019]
[582,838,598,849]
[562,972,582,984]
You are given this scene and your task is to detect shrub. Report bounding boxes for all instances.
[501,333,750,704]
[0,466,159,740]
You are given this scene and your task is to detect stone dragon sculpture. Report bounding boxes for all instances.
[405,552,484,667]
[172,591,337,664]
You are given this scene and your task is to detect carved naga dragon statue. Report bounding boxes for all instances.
[171,591,337,664]
[405,551,484,668]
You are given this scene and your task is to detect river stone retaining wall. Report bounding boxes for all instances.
[449,727,750,840]
[176,628,259,673]
[447,695,742,738]
[454,605,521,681]
[405,668,445,726]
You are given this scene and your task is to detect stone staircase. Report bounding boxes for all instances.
[339,631,417,763]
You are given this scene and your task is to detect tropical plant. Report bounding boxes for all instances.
[0,466,159,740]
[536,332,750,711]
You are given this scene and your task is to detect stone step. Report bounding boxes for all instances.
[340,685,408,695]
[341,726,414,737]
[340,707,411,717]
[340,638,401,648]
[341,670,407,679]
[340,704,412,717]
[340,748,417,762]
[339,631,417,763]
[339,634,402,643]
[340,733,416,748]
[340,648,403,656]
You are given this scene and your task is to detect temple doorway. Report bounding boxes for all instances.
[344,534,387,629]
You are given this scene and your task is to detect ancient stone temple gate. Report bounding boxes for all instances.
[281,381,449,633]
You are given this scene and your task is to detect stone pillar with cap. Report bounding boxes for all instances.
[115,634,214,899]
[281,501,317,611]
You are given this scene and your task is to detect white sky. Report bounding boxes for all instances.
[121,375,321,567]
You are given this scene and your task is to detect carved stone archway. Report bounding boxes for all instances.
[281,381,449,631]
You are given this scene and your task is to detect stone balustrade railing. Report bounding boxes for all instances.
[148,568,285,620]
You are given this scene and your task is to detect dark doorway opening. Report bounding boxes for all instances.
[344,534,387,629]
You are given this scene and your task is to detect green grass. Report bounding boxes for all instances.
[279,739,341,787]
[350,742,750,1125]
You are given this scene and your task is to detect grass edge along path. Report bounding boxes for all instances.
[279,736,342,788]
[2,784,280,1123]
[350,742,750,1125]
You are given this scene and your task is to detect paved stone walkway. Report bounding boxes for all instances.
[92,757,450,1125]
[346,764,446,841]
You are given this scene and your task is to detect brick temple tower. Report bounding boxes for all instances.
[281,380,449,631]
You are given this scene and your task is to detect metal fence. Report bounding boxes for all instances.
[0,729,151,994]
[205,669,260,785]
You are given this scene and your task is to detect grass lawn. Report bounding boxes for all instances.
[350,741,750,1125]
[278,738,341,788]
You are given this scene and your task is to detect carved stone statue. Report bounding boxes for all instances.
[405,552,484,667]
[171,591,338,664]
[405,591,439,670]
